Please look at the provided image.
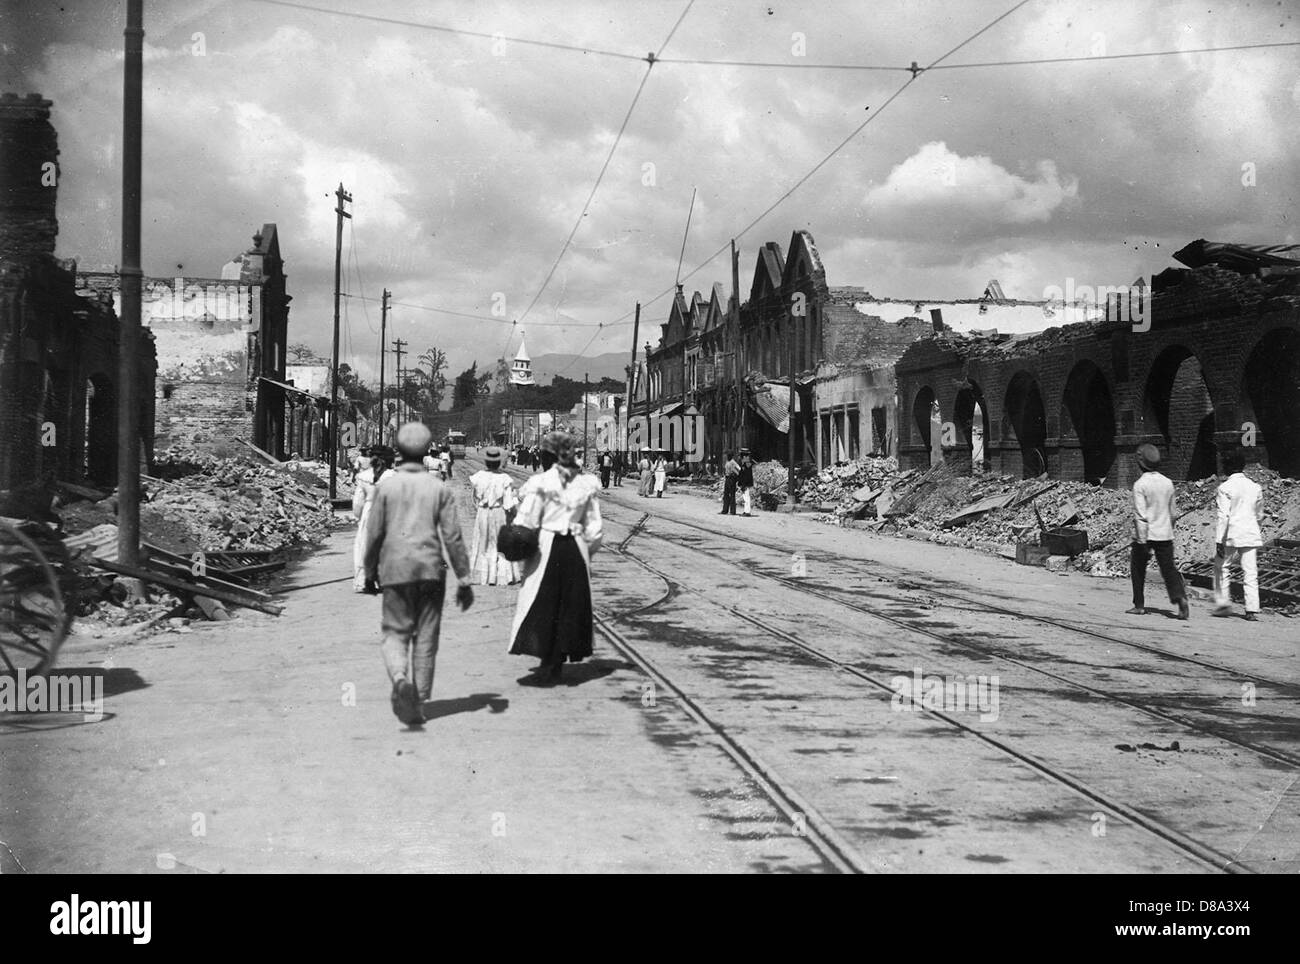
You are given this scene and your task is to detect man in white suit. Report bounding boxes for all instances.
[1213,449,1264,621]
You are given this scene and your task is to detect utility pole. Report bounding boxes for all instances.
[583,371,590,469]
[392,338,407,429]
[731,239,740,458]
[328,182,352,499]
[786,305,796,507]
[116,0,143,569]
[378,288,389,443]
[625,302,640,455]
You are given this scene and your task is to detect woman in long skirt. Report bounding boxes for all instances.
[469,446,520,585]
[508,431,602,683]
[653,455,667,498]
[351,451,390,591]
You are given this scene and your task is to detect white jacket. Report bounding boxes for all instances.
[1215,473,1263,548]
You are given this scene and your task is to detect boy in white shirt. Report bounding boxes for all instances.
[1128,443,1189,619]
[1213,449,1264,621]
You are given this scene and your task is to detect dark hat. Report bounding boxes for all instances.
[484,445,504,465]
[739,447,750,455]
[1136,443,1161,472]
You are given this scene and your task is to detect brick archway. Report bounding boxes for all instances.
[1241,326,1300,476]
[1061,360,1118,486]
[1142,344,1217,480]
[1003,371,1047,478]
[954,380,990,471]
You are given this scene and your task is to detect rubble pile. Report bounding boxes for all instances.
[797,457,901,506]
[145,448,337,552]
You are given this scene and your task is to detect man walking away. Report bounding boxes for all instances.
[1213,448,1264,621]
[613,449,624,486]
[1128,443,1189,619]
[364,422,474,726]
[720,450,739,515]
[599,450,612,489]
[737,450,755,516]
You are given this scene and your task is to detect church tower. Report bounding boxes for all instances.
[510,333,535,386]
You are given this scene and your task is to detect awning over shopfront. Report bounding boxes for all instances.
[258,376,320,400]
[647,401,684,419]
[749,389,790,434]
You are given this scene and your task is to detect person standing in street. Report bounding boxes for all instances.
[1213,448,1264,621]
[351,448,390,592]
[653,454,668,498]
[737,450,755,516]
[637,452,652,497]
[508,431,603,684]
[468,446,520,586]
[363,422,474,726]
[1127,443,1189,620]
[613,449,625,486]
[599,450,612,489]
[720,450,740,515]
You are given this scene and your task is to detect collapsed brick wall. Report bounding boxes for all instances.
[895,269,1300,487]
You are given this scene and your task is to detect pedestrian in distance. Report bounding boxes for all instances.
[720,450,740,515]
[599,449,612,489]
[737,449,755,516]
[637,452,652,497]
[362,422,474,726]
[1212,448,1264,621]
[653,454,668,498]
[508,431,603,684]
[351,448,390,592]
[1127,443,1189,619]
[469,446,521,586]
[613,449,625,486]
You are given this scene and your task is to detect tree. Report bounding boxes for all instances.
[417,347,448,412]
[493,357,510,394]
[452,362,480,412]
[288,343,323,363]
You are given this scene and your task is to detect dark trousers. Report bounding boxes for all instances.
[600,467,611,488]
[1130,540,1185,608]
[721,477,738,514]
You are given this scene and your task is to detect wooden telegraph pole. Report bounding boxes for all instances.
[625,302,640,455]
[328,182,352,499]
[391,338,407,427]
[116,0,144,568]
[786,304,797,506]
[583,371,590,468]
[378,288,389,444]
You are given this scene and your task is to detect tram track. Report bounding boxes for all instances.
[597,526,1245,874]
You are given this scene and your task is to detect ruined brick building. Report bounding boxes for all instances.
[0,93,156,490]
[895,250,1300,488]
[78,225,292,458]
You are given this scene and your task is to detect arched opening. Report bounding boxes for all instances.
[1004,371,1047,478]
[1143,346,1216,480]
[1062,361,1118,486]
[1243,327,1300,478]
[954,381,990,473]
[84,373,115,485]
[913,386,941,466]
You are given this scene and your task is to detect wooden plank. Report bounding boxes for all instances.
[89,558,283,615]
[54,480,109,502]
[148,557,253,589]
[223,561,285,577]
[236,437,282,465]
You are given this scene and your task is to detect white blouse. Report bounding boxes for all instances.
[470,470,519,511]
[516,467,603,551]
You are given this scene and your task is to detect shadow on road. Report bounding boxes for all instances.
[420,692,509,719]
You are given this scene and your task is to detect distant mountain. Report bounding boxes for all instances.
[528,351,629,386]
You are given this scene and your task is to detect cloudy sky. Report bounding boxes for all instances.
[6,0,1297,383]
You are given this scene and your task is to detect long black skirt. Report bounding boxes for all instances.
[510,534,593,664]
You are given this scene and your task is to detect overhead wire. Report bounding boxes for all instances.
[515,0,696,327]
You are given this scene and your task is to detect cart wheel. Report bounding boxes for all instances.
[0,520,73,676]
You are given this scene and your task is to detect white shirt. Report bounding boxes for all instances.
[1133,471,1176,542]
[470,470,518,511]
[1215,473,1263,548]
[516,467,603,551]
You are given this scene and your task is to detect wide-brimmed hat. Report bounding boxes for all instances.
[1136,443,1161,472]
[484,445,504,465]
